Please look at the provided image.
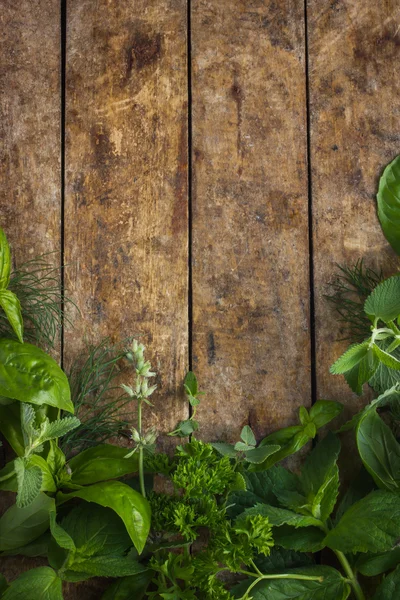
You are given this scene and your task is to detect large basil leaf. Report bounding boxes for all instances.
[0,289,23,342]
[377,154,400,255]
[0,492,54,551]
[0,339,72,412]
[373,564,400,599]
[2,567,62,600]
[68,444,139,485]
[57,480,150,553]
[102,571,153,600]
[0,226,11,289]
[356,409,400,491]
[232,566,350,600]
[324,490,400,553]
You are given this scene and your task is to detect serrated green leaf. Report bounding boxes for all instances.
[373,564,400,599]
[0,493,54,551]
[356,409,400,491]
[342,347,379,395]
[356,547,400,577]
[373,342,400,370]
[324,490,400,553]
[244,445,280,464]
[273,525,326,553]
[2,567,63,600]
[244,504,323,528]
[67,556,147,578]
[57,480,151,554]
[377,154,400,254]
[14,457,42,508]
[211,442,236,457]
[0,226,11,289]
[338,384,400,432]
[0,290,23,342]
[364,275,400,321]
[369,340,400,393]
[40,416,80,442]
[234,441,254,452]
[330,342,370,374]
[251,426,313,471]
[240,425,256,446]
[21,402,38,446]
[0,339,73,412]
[49,511,76,552]
[101,571,152,600]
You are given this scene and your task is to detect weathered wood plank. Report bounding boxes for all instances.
[64,1,188,438]
[309,1,400,420]
[191,0,310,441]
[0,0,61,268]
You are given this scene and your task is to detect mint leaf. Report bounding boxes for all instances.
[40,416,80,442]
[337,384,400,432]
[373,564,400,599]
[343,348,379,395]
[244,504,323,528]
[373,343,400,370]
[67,556,147,578]
[356,409,400,492]
[364,275,400,321]
[14,457,42,508]
[244,445,280,464]
[273,525,326,553]
[2,567,63,600]
[240,425,256,446]
[377,155,400,255]
[330,342,370,374]
[325,490,400,553]
[356,547,400,577]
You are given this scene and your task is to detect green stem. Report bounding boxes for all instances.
[138,397,146,499]
[335,551,365,600]
[236,570,323,600]
[0,470,15,482]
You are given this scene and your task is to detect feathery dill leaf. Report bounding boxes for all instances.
[325,260,384,342]
[60,338,133,456]
[0,253,73,349]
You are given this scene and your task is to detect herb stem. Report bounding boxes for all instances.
[138,397,146,499]
[335,551,365,600]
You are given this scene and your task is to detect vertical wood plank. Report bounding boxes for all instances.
[0,0,61,267]
[192,0,310,441]
[65,0,188,436]
[309,1,400,419]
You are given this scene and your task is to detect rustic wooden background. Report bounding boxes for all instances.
[1,0,400,593]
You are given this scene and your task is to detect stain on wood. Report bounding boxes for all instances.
[64,0,189,439]
[191,0,311,442]
[309,0,400,422]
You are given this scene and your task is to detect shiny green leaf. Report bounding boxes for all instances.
[68,444,139,485]
[2,567,62,600]
[0,493,54,551]
[0,290,23,342]
[0,226,11,289]
[364,275,400,321]
[377,154,400,254]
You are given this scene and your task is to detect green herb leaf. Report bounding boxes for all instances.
[40,416,80,442]
[0,493,54,551]
[0,226,11,289]
[342,348,379,395]
[57,480,151,554]
[356,409,400,491]
[0,339,72,412]
[1,567,63,600]
[364,275,400,321]
[101,571,152,600]
[330,342,370,374]
[273,525,326,553]
[309,400,343,428]
[0,289,23,342]
[68,444,139,485]
[244,504,323,528]
[244,445,280,464]
[356,547,400,577]
[234,441,254,452]
[184,371,198,397]
[251,425,313,471]
[369,341,400,393]
[211,442,237,457]
[0,401,24,455]
[67,556,147,578]
[49,510,76,552]
[373,564,400,599]
[324,490,400,553]
[373,343,400,370]
[14,457,42,508]
[337,384,400,432]
[240,425,256,446]
[377,154,400,254]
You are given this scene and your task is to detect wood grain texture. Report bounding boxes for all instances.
[0,0,61,266]
[309,0,400,421]
[64,0,188,437]
[191,0,310,442]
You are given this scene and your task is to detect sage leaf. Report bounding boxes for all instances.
[240,425,256,446]
[364,275,400,321]
[68,444,139,485]
[356,409,400,491]
[324,490,400,553]
[0,289,23,342]
[211,442,236,457]
[0,226,11,289]
[0,493,54,551]
[377,154,400,254]
[0,339,73,412]
[2,567,62,600]
[57,480,151,554]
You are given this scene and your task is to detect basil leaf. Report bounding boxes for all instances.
[0,339,73,412]
[364,275,400,321]
[0,226,11,289]
[373,564,400,599]
[324,490,400,553]
[356,547,400,577]
[2,567,62,600]
[57,480,151,554]
[0,493,54,551]
[68,444,139,485]
[273,525,326,553]
[0,401,24,455]
[0,289,23,342]
[308,400,343,428]
[2,532,50,558]
[232,566,350,600]
[356,410,400,491]
[101,571,152,600]
[377,154,400,255]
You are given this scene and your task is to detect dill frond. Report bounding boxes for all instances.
[0,254,73,350]
[325,260,384,342]
[60,338,134,457]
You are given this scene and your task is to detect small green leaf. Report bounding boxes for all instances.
[0,290,23,342]
[330,342,370,374]
[251,426,312,471]
[0,339,73,412]
[369,340,400,393]
[67,556,147,578]
[101,571,152,600]
[309,400,343,428]
[211,442,236,457]
[244,445,280,464]
[57,480,151,554]
[377,154,400,255]
[373,343,400,370]
[69,444,139,485]
[14,457,42,508]
[0,493,54,551]
[244,504,323,528]
[343,348,379,395]
[40,416,80,442]
[184,371,198,397]
[50,510,76,552]
[234,441,254,452]
[299,406,310,425]
[273,525,326,553]
[364,275,400,321]
[337,384,400,432]
[0,226,11,289]
[240,425,256,446]
[356,547,400,577]
[373,564,400,599]
[2,567,63,600]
